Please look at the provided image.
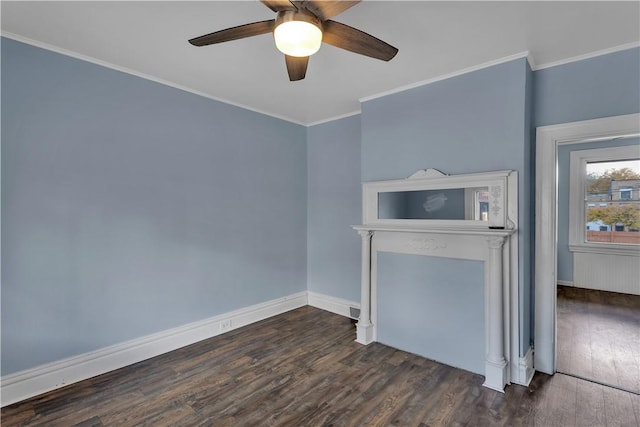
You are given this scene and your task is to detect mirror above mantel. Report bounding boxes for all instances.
[363,169,518,230]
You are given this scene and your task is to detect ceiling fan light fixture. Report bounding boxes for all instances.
[274,10,323,57]
[189,1,398,81]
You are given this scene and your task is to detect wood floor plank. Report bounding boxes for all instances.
[3,305,639,427]
[0,406,35,426]
[575,378,606,427]
[532,384,577,426]
[71,416,104,427]
[349,359,429,426]
[557,285,640,394]
[602,385,638,427]
[631,392,640,427]
[40,391,145,427]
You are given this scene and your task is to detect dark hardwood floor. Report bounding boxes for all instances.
[3,306,640,426]
[557,285,640,394]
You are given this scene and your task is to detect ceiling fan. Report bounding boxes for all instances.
[188,0,398,81]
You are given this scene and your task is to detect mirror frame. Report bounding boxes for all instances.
[363,169,517,229]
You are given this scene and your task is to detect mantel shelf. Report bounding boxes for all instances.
[353,224,516,237]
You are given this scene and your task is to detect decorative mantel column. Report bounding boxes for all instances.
[356,229,374,344]
[484,235,508,392]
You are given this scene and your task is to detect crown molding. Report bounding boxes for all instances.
[359,51,531,103]
[4,31,638,127]
[532,41,640,71]
[307,110,361,127]
[1,32,307,127]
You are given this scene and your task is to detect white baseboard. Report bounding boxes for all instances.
[1,289,534,404]
[1,291,307,407]
[513,346,535,386]
[307,291,360,318]
[557,280,574,287]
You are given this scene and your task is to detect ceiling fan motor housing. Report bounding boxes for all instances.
[275,9,323,33]
[274,9,324,57]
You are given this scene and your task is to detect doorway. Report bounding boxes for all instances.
[534,114,640,384]
[555,145,640,392]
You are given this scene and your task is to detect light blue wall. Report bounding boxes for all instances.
[306,49,639,371]
[362,61,529,181]
[361,58,531,365]
[306,115,361,302]
[533,47,640,287]
[3,34,638,380]
[534,47,640,127]
[1,38,307,375]
[556,138,640,283]
[378,254,485,374]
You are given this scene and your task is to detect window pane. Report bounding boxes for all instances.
[585,159,640,244]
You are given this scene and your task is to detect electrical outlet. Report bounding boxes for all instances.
[220,319,232,332]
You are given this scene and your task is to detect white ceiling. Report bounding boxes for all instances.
[2,1,639,125]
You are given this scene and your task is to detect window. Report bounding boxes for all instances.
[569,145,640,255]
[620,187,632,200]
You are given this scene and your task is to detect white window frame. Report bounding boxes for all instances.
[569,145,640,256]
[619,187,632,200]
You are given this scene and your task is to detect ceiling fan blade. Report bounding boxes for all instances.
[322,20,398,61]
[189,20,275,46]
[261,0,297,12]
[285,55,309,81]
[293,1,360,21]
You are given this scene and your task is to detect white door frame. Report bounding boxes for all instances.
[534,113,640,374]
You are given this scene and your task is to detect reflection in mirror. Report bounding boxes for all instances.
[468,188,490,221]
[378,187,489,221]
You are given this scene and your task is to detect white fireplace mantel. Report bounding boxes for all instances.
[352,169,524,392]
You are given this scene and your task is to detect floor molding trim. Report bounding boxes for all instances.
[307,291,360,319]
[0,291,307,407]
[514,346,535,386]
[557,280,574,287]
